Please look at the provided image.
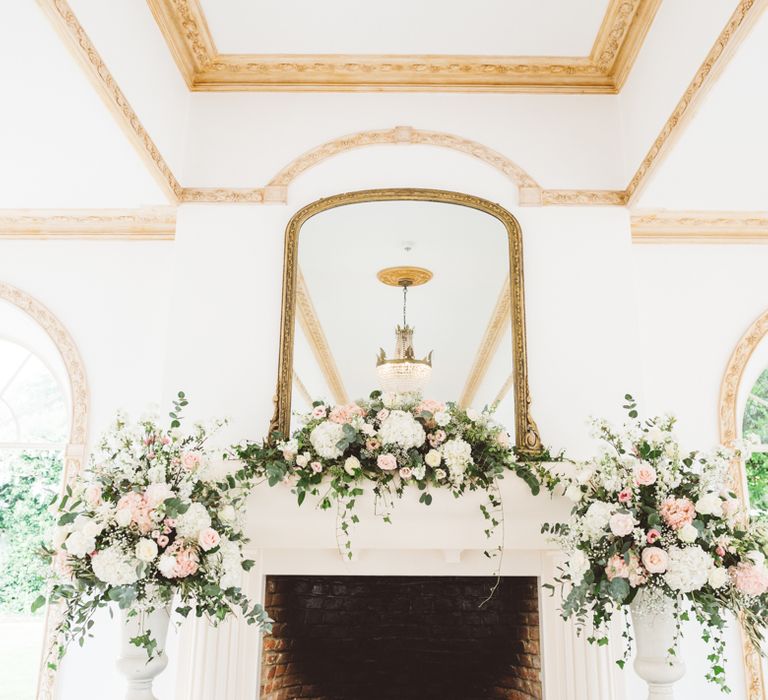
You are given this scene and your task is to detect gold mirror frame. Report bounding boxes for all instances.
[270,188,543,455]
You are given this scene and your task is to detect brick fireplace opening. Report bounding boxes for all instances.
[260,575,542,700]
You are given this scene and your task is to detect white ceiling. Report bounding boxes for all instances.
[0,2,168,208]
[199,0,609,56]
[636,8,768,210]
[297,200,511,407]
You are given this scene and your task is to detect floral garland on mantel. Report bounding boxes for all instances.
[234,390,558,582]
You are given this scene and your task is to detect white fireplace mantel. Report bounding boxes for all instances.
[172,475,627,700]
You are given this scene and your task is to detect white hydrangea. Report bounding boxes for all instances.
[64,530,96,558]
[378,410,426,450]
[581,501,615,540]
[568,549,591,585]
[309,421,346,459]
[663,546,712,592]
[176,502,212,539]
[440,438,473,476]
[216,537,243,590]
[91,545,140,586]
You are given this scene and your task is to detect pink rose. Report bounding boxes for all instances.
[731,562,768,596]
[310,461,323,474]
[330,403,365,424]
[618,488,632,504]
[716,545,726,557]
[415,399,446,416]
[198,527,221,551]
[660,497,696,529]
[377,409,390,421]
[633,462,657,486]
[366,438,380,451]
[157,535,169,548]
[312,405,327,419]
[399,467,412,479]
[641,547,669,574]
[605,554,629,581]
[173,547,199,578]
[377,454,397,471]
[181,451,202,471]
[609,512,635,537]
[646,529,661,544]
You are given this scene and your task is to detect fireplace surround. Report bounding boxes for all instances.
[260,575,542,700]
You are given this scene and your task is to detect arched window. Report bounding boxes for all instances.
[0,293,78,700]
[743,367,768,514]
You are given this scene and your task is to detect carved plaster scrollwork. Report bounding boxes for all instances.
[718,308,768,700]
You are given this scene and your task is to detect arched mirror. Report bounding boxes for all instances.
[271,188,541,454]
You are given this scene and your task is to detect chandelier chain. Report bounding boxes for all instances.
[402,285,408,327]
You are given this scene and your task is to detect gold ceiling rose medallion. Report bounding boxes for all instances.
[270,188,543,455]
[376,266,433,287]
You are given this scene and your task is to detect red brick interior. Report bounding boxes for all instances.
[260,575,542,700]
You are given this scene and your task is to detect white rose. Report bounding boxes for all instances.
[677,523,699,543]
[609,512,635,537]
[145,482,174,508]
[435,468,447,480]
[425,449,442,468]
[565,484,583,502]
[115,507,132,528]
[568,549,590,585]
[344,456,361,476]
[135,538,158,562]
[53,525,70,548]
[747,550,766,567]
[465,408,480,422]
[219,504,236,523]
[695,492,723,517]
[64,530,96,558]
[296,453,310,468]
[434,411,451,427]
[158,554,177,578]
[708,566,730,589]
[79,518,104,540]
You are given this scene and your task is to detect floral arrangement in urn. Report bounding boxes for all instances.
[543,396,768,692]
[34,393,271,668]
[235,390,554,563]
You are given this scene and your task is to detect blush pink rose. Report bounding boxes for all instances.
[156,535,169,548]
[660,497,696,529]
[377,454,397,471]
[329,403,365,424]
[377,409,390,421]
[312,405,327,419]
[633,462,657,486]
[399,467,412,479]
[641,546,669,574]
[730,562,768,596]
[310,461,323,474]
[181,451,203,471]
[173,547,199,578]
[716,545,726,557]
[198,527,221,551]
[415,399,446,416]
[646,528,661,544]
[605,554,629,581]
[84,485,102,508]
[366,438,380,451]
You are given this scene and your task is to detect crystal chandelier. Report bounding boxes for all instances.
[376,269,433,394]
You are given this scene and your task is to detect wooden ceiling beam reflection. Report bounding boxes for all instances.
[459,278,511,409]
[295,269,349,405]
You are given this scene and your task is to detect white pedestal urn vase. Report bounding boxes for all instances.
[630,590,686,700]
[116,605,171,700]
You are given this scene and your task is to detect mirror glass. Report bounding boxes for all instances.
[291,199,516,433]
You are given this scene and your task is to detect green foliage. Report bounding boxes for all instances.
[0,451,62,614]
[744,368,768,513]
[747,452,768,513]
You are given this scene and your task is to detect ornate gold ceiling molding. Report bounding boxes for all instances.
[39,0,182,202]
[0,208,176,239]
[147,0,658,93]
[459,278,511,409]
[631,210,768,244]
[295,269,349,405]
[540,189,628,206]
[718,307,768,700]
[625,0,768,204]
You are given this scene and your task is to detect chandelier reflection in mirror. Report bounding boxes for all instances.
[375,266,434,394]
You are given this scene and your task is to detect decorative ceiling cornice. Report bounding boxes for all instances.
[146,0,659,93]
[38,0,183,202]
[625,0,768,203]
[540,189,628,206]
[631,210,768,243]
[295,269,349,405]
[459,279,511,408]
[0,208,175,239]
